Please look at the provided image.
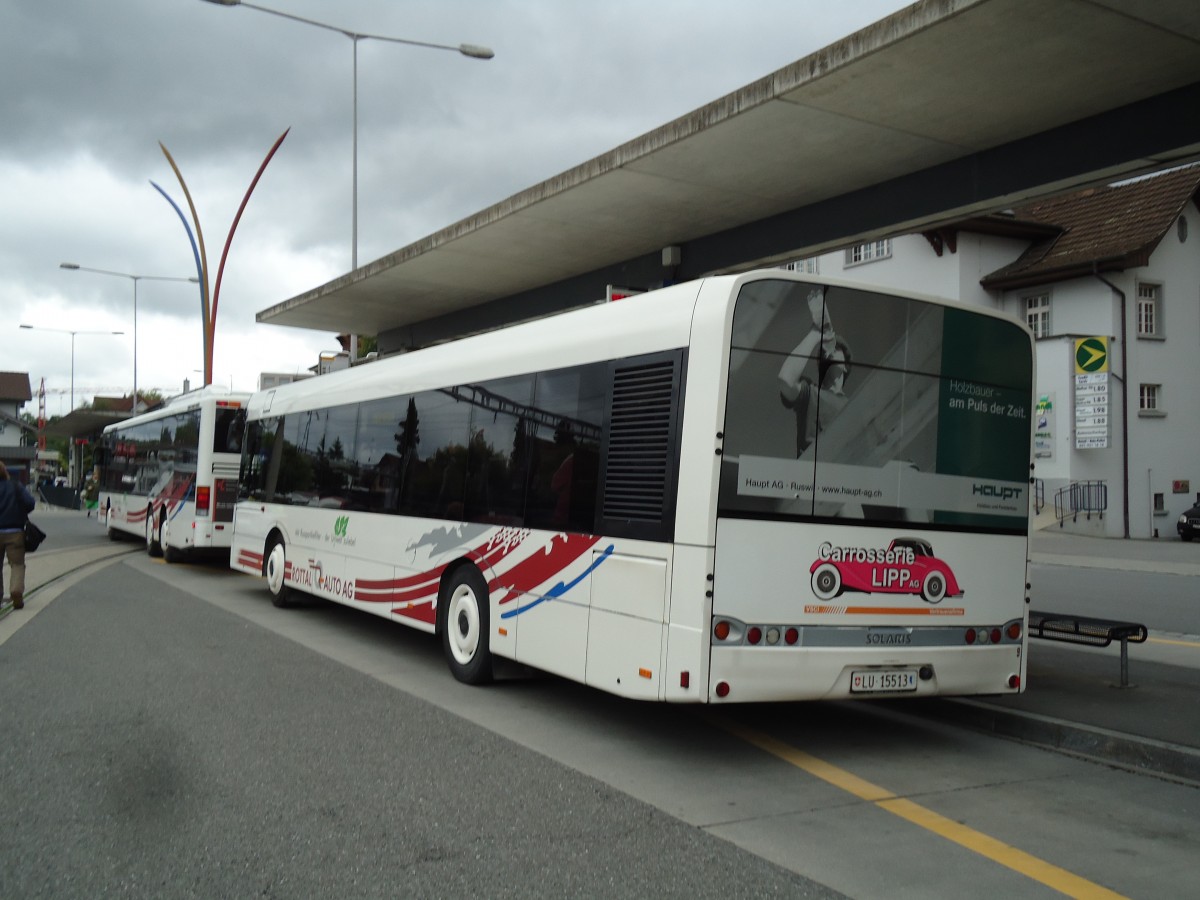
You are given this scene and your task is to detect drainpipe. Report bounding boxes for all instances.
[1093,266,1131,538]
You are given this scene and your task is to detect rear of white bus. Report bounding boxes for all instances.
[705,276,1033,702]
[188,396,246,551]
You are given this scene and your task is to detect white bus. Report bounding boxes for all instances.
[232,271,1034,702]
[99,386,249,561]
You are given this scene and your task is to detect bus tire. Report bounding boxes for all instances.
[146,510,163,558]
[811,563,842,601]
[921,571,946,604]
[265,537,294,608]
[163,524,184,564]
[439,565,494,685]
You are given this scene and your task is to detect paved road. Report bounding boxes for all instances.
[4,510,1199,898]
[1,559,836,899]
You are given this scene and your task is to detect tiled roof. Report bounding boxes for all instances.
[0,372,32,403]
[981,165,1200,290]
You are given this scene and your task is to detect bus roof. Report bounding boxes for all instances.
[246,268,1032,420]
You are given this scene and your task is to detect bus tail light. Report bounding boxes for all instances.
[1008,674,1021,689]
[196,486,211,516]
[713,620,731,641]
[715,681,730,698]
[964,629,976,645]
[785,627,799,645]
[1007,622,1022,641]
[746,626,762,645]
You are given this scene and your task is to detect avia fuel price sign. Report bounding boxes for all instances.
[1074,336,1108,373]
[1074,337,1110,449]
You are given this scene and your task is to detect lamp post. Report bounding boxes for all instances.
[20,323,123,488]
[201,0,492,274]
[18,324,124,413]
[199,0,493,358]
[59,263,198,413]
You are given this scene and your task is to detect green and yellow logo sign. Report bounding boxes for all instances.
[334,516,349,538]
[1074,337,1108,374]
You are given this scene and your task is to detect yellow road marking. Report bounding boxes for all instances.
[1148,636,1200,648]
[717,719,1128,900]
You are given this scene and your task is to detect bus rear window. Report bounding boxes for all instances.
[719,280,1032,532]
[214,407,244,455]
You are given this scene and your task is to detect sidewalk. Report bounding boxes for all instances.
[934,526,1200,783]
[0,508,137,616]
[1031,526,1200,576]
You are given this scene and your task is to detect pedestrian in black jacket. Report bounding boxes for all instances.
[0,461,37,609]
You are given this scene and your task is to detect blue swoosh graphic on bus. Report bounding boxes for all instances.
[499,544,615,619]
[168,483,196,522]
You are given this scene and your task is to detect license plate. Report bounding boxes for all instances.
[850,670,918,693]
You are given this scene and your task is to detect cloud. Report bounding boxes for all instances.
[2,0,909,407]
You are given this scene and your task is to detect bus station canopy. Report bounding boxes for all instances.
[257,0,1200,343]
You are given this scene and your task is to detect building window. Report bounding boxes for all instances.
[1139,383,1162,414]
[1024,294,1050,338]
[1136,283,1161,337]
[783,258,819,274]
[844,239,892,266]
[1154,492,1165,513]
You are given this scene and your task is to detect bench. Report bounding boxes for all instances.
[1027,610,1148,687]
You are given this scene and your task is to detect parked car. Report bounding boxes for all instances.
[1177,502,1200,541]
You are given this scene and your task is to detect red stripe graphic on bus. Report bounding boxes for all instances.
[125,473,195,525]
[353,530,527,605]
[238,549,264,569]
[490,533,601,605]
[342,530,602,624]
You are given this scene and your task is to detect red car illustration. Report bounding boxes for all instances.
[809,537,962,604]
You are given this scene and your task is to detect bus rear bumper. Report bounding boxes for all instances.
[707,644,1025,703]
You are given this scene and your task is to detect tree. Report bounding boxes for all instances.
[356,335,378,359]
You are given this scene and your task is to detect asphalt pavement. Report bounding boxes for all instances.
[6,507,1199,786]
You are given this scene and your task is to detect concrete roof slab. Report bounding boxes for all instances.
[258,0,1200,337]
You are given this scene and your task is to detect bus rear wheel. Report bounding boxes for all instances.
[439,566,494,685]
[163,522,184,564]
[265,537,294,608]
[145,511,163,558]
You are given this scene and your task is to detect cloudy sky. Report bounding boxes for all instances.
[2,0,910,415]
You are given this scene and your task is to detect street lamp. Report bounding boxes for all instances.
[59,263,199,413]
[201,0,492,274]
[19,324,124,413]
[199,0,494,359]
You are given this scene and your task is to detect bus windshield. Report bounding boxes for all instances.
[720,280,1033,533]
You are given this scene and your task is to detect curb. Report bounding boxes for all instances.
[919,698,1200,786]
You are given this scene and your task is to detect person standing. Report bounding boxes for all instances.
[0,461,37,610]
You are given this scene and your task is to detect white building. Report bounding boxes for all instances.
[792,165,1200,538]
[0,371,35,483]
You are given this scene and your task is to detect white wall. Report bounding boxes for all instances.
[998,203,1200,537]
[805,205,1200,539]
[1125,202,1200,534]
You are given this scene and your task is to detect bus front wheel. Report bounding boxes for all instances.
[439,566,494,685]
[265,537,294,608]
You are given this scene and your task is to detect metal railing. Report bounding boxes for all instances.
[1053,480,1107,526]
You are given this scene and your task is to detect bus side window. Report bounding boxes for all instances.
[525,364,604,534]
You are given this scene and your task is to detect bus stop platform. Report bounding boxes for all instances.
[5,509,1200,785]
[905,528,1200,785]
